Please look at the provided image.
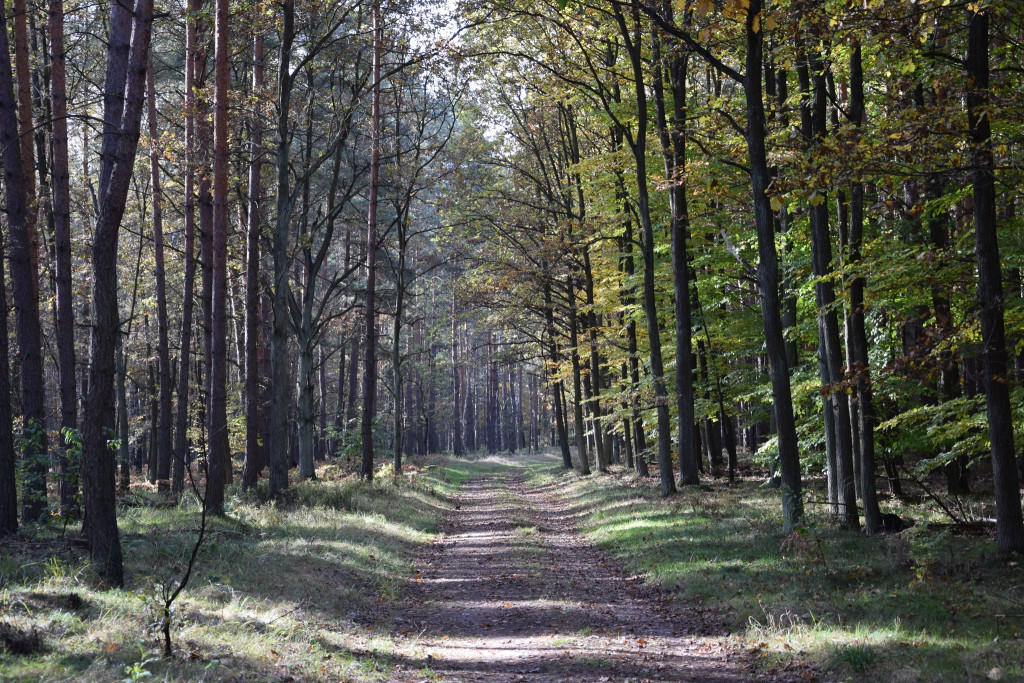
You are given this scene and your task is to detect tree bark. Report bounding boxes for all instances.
[743,0,801,526]
[269,0,295,495]
[798,58,857,529]
[544,281,572,468]
[581,248,608,471]
[615,1,674,496]
[242,31,265,490]
[848,41,881,534]
[652,9,698,486]
[147,49,174,489]
[452,290,465,456]
[173,0,201,495]
[360,0,382,480]
[203,0,231,516]
[49,0,78,515]
[567,282,591,474]
[0,9,20,533]
[82,0,155,586]
[966,9,1024,552]
[8,0,48,523]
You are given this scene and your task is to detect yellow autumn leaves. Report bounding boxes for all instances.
[693,0,777,32]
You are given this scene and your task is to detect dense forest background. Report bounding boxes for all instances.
[0,0,1023,617]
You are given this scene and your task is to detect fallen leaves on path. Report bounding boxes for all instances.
[387,472,763,682]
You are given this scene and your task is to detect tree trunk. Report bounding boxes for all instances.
[544,281,572,468]
[204,0,231,516]
[147,49,173,489]
[116,335,131,493]
[318,346,327,460]
[0,0,24,533]
[567,283,591,474]
[582,248,608,471]
[242,28,265,491]
[146,317,158,482]
[392,317,403,473]
[297,342,316,478]
[451,291,465,456]
[464,357,476,452]
[269,0,295,495]
[741,1,802,526]
[347,336,360,427]
[808,59,857,529]
[7,0,48,523]
[615,1,673,496]
[651,10,698,486]
[487,333,499,453]
[848,41,881,534]
[0,261,12,533]
[49,0,78,516]
[173,0,201,495]
[333,338,346,455]
[967,9,1024,552]
[82,0,155,586]
[360,0,381,480]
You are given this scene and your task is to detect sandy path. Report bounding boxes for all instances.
[390,471,752,682]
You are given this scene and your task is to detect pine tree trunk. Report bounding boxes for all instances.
[49,0,78,515]
[173,0,200,495]
[297,343,316,479]
[116,336,131,493]
[0,10,19,532]
[147,50,174,489]
[242,30,265,490]
[452,291,464,456]
[203,0,231,515]
[8,0,47,523]
[269,0,295,495]
[360,0,382,480]
[82,0,155,586]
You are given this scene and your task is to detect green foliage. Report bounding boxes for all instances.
[120,644,158,682]
[15,418,49,521]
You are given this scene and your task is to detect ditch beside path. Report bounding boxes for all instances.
[390,470,755,682]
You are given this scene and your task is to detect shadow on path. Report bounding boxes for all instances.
[390,470,756,682]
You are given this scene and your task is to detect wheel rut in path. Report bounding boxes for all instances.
[392,472,751,682]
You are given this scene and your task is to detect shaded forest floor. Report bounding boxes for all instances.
[1,452,1022,681]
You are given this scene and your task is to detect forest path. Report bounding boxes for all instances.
[390,465,750,682]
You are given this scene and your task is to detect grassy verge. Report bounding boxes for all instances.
[0,456,471,682]
[521,456,1024,682]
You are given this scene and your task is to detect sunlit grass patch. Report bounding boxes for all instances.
[0,455,460,682]
[521,455,1024,681]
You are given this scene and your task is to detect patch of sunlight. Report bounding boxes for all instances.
[592,497,651,516]
[598,516,676,534]
[746,611,976,663]
[348,513,432,543]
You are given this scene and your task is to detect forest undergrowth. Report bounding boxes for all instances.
[0,456,484,681]
[2,452,1021,682]
[521,458,1024,681]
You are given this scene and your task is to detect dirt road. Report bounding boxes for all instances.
[391,471,751,682]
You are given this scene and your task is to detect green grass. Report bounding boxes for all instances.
[6,451,1019,681]
[0,456,465,682]
[520,455,1024,682]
